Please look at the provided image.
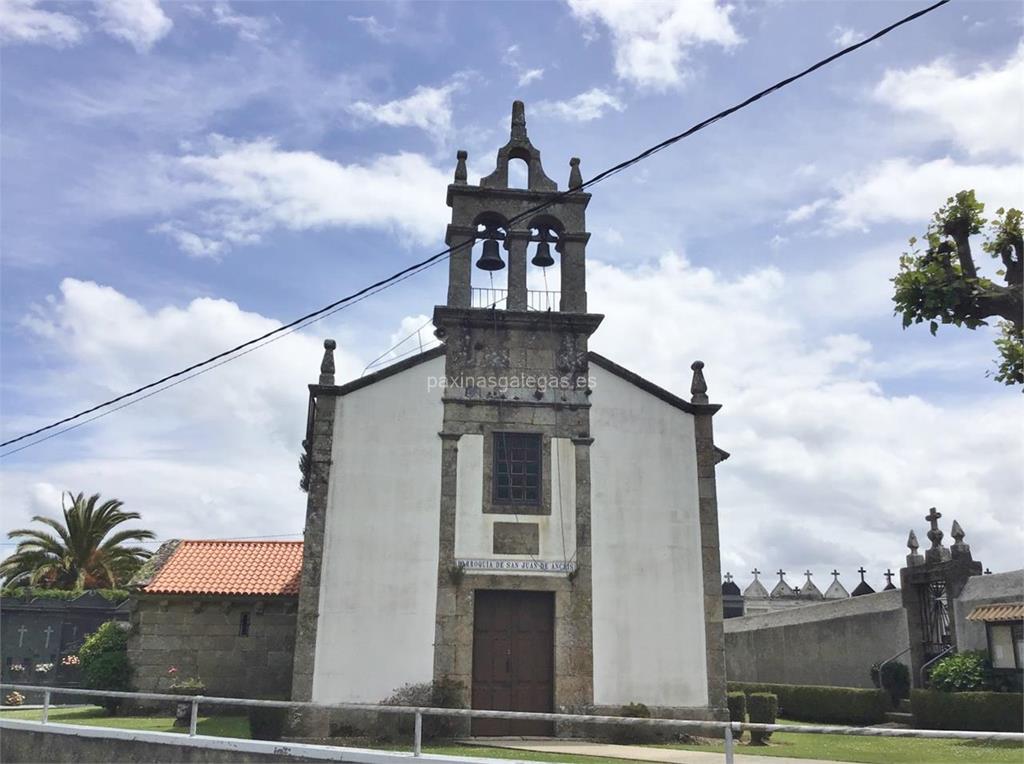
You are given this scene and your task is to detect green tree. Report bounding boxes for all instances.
[78,620,132,713]
[1,492,154,589]
[893,190,1023,385]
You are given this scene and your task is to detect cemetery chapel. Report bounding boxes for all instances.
[292,102,729,732]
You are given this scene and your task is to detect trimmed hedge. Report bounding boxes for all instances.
[729,682,890,725]
[912,689,1023,732]
[747,693,777,745]
[726,691,746,723]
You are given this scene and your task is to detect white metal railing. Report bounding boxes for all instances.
[470,288,560,311]
[2,683,1021,764]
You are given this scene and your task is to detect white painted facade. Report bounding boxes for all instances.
[589,365,709,708]
[312,355,445,704]
[454,434,577,571]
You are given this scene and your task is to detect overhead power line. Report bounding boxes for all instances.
[0,0,950,457]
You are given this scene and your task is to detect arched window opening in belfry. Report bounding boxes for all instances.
[507,156,528,189]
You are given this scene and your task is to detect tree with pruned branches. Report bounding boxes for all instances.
[893,190,1022,385]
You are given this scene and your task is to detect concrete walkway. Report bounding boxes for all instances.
[472,738,858,764]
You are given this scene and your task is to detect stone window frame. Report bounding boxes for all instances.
[492,431,542,506]
[483,428,551,516]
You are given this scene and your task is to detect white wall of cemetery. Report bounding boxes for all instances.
[311,355,445,704]
[589,365,709,708]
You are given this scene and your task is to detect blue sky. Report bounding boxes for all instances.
[1,0,1022,586]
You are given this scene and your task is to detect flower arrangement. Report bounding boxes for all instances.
[35,663,54,674]
[9,664,25,673]
[4,691,25,706]
[61,655,80,667]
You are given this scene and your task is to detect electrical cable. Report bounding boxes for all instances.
[0,0,950,455]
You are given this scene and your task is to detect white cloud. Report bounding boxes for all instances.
[830,25,864,48]
[784,198,828,224]
[151,221,226,259]
[566,0,741,90]
[347,79,463,138]
[348,14,395,43]
[503,44,545,87]
[210,2,272,42]
[3,279,363,545]
[0,0,85,47]
[94,0,171,53]
[535,88,625,122]
[585,253,1023,576]
[826,157,1024,231]
[874,45,1024,158]
[134,136,449,254]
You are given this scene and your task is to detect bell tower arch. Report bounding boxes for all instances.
[431,102,603,717]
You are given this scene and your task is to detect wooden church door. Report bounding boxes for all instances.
[471,590,554,736]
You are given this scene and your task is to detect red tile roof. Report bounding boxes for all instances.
[142,540,303,596]
[967,603,1024,622]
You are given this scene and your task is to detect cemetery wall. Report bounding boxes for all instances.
[724,589,909,688]
[128,596,296,700]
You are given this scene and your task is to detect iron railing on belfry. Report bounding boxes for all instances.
[1,683,1021,764]
[470,288,560,311]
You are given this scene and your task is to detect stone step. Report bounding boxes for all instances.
[885,711,915,725]
[898,699,912,713]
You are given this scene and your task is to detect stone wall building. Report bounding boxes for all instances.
[292,101,730,734]
[725,510,1024,689]
[128,540,300,699]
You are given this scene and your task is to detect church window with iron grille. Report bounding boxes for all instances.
[493,432,541,505]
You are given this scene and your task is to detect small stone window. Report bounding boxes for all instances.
[493,432,541,505]
[239,611,251,637]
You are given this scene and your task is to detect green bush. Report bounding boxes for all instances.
[929,651,988,692]
[912,689,1023,732]
[609,702,654,745]
[728,682,890,725]
[726,691,746,723]
[379,679,465,741]
[248,706,288,741]
[879,661,911,704]
[78,621,132,714]
[747,693,777,745]
[0,587,130,603]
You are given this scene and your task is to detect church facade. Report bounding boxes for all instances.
[291,102,729,730]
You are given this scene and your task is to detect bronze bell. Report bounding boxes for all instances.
[531,239,554,268]
[475,239,505,271]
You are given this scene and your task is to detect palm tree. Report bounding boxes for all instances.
[1,492,155,589]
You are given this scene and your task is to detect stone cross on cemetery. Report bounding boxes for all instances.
[44,625,54,648]
[724,572,733,583]
[751,568,761,580]
[831,569,840,581]
[925,507,943,548]
[857,566,867,582]
[776,568,786,581]
[17,625,28,647]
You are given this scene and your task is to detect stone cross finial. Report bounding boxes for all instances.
[569,157,583,190]
[690,361,709,404]
[751,568,761,580]
[319,339,337,385]
[724,572,733,583]
[831,569,840,580]
[776,568,786,581]
[883,569,896,590]
[857,566,867,582]
[454,150,468,183]
[925,507,943,548]
[511,100,527,141]
[985,568,992,574]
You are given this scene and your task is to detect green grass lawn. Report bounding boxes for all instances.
[1,706,250,739]
[3,707,1021,764]
[664,719,1024,764]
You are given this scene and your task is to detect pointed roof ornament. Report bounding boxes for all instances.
[950,518,972,560]
[824,570,849,599]
[906,529,924,567]
[511,99,527,140]
[454,150,468,184]
[569,157,583,191]
[690,361,709,404]
[319,339,336,385]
